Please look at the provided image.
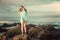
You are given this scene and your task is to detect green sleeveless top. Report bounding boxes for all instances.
[20,10,28,22]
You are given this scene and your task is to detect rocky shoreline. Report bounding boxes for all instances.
[0,23,60,40]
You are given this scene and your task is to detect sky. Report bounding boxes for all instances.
[0,0,60,24]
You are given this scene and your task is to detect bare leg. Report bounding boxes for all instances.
[21,22,24,35]
[24,21,27,34]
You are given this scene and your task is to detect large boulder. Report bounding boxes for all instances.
[4,24,21,38]
[13,34,29,40]
[36,25,44,32]
[44,24,55,31]
[27,24,36,30]
[1,33,8,40]
[13,35,21,40]
[28,27,37,36]
[37,30,49,40]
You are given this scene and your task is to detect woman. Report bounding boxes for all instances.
[19,6,28,35]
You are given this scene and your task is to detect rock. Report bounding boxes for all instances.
[44,24,55,31]
[21,34,28,40]
[13,35,20,40]
[1,24,60,40]
[6,24,21,38]
[16,24,21,32]
[27,24,36,30]
[0,36,2,40]
[13,34,29,40]
[36,25,44,32]
[1,36,7,40]
[1,33,8,40]
[28,27,37,36]
[37,30,49,40]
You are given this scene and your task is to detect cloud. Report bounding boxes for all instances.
[26,1,60,14]
[21,0,60,6]
[0,0,19,5]
[0,0,59,6]
[0,21,13,23]
[0,0,60,23]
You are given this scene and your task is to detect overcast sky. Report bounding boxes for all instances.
[0,0,60,24]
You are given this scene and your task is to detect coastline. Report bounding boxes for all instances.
[0,23,60,40]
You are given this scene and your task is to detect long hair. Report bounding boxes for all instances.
[19,6,27,12]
